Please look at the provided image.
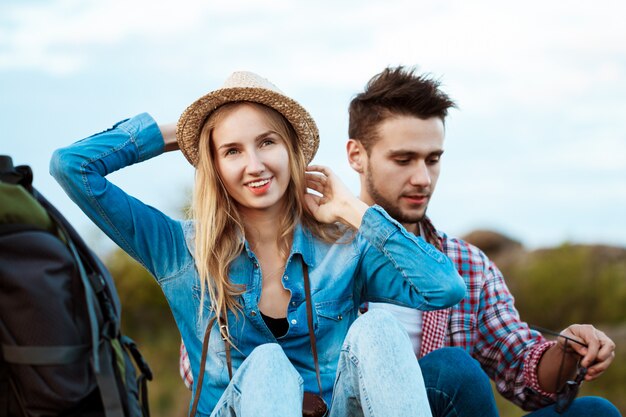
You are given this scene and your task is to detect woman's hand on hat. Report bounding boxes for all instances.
[159,123,180,152]
[304,165,368,229]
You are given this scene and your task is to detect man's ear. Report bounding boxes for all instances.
[347,139,365,174]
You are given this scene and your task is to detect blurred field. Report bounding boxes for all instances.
[106,232,626,416]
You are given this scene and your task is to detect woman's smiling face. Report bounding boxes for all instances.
[212,103,291,214]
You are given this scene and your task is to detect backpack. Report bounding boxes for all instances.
[0,155,152,417]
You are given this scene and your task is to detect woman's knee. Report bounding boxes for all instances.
[343,309,413,358]
[243,343,301,385]
[347,309,407,340]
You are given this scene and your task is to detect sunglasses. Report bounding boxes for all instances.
[530,326,588,414]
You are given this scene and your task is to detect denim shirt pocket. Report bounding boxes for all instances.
[192,283,231,353]
[314,297,354,330]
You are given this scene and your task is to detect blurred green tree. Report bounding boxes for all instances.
[480,241,626,416]
[105,248,191,417]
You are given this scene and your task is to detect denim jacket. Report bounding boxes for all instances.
[50,113,465,415]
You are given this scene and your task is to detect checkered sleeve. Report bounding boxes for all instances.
[470,252,556,411]
[179,340,193,390]
[437,231,560,412]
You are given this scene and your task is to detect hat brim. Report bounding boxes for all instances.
[177,87,319,167]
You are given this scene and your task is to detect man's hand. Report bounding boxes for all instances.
[559,324,616,381]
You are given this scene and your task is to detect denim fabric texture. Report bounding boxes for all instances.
[207,310,434,417]
[50,113,465,415]
[419,347,499,417]
[329,310,433,417]
[523,397,622,417]
[418,347,622,417]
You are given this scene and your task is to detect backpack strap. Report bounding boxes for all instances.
[93,341,126,417]
[59,218,102,372]
[121,336,152,417]
[1,345,89,365]
[0,350,9,416]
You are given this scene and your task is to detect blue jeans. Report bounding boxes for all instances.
[419,347,498,417]
[524,396,621,417]
[208,309,432,417]
[419,347,621,417]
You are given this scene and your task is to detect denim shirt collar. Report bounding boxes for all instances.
[241,222,315,267]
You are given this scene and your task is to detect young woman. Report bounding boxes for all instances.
[51,71,465,417]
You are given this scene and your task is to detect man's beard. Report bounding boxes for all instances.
[365,167,427,225]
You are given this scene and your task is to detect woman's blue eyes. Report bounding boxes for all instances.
[223,139,276,156]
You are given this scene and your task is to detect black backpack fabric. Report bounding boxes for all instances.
[0,156,152,417]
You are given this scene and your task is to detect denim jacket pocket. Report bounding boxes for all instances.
[192,284,230,352]
[314,297,354,330]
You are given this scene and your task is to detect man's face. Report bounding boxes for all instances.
[351,115,445,233]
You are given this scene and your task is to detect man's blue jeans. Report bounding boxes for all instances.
[524,396,621,417]
[418,347,621,417]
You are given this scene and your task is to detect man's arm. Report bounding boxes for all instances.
[448,239,555,410]
[461,240,616,410]
[537,324,616,392]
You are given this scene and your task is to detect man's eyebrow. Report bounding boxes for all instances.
[387,150,417,157]
[386,149,444,157]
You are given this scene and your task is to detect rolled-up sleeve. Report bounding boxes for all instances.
[50,113,190,281]
[357,205,465,310]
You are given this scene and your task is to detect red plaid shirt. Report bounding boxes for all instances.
[179,217,557,411]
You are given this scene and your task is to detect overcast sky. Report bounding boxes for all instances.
[2,0,625,251]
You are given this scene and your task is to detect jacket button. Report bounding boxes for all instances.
[291,319,297,325]
[250,311,257,317]
[337,315,343,320]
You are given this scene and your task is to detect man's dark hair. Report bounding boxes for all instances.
[348,66,456,152]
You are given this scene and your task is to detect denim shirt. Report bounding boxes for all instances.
[50,113,465,415]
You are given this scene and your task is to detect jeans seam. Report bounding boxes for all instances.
[426,387,458,417]
[348,349,375,417]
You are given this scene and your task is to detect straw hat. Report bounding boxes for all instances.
[177,71,319,167]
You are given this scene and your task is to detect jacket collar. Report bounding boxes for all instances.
[241,222,315,267]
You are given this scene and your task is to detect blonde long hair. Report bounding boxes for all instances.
[191,102,341,323]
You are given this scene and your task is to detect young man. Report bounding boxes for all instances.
[346,66,619,416]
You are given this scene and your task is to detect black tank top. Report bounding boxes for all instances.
[260,312,288,338]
